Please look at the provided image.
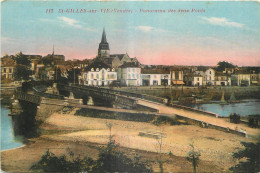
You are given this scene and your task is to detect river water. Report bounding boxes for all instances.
[1,105,24,151]
[186,99,260,117]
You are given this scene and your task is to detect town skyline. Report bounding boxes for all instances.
[2,1,260,66]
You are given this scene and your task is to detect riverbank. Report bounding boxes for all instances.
[2,109,259,172]
[111,85,260,101]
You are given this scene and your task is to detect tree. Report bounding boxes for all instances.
[155,128,164,173]
[14,65,32,81]
[67,68,81,84]
[54,67,61,81]
[216,61,235,72]
[230,141,260,173]
[186,143,201,173]
[42,56,53,66]
[15,52,31,67]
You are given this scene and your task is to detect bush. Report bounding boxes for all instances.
[229,113,240,124]
[30,149,94,172]
[230,141,260,172]
[248,115,259,128]
[152,116,181,126]
[31,142,152,172]
[93,142,152,173]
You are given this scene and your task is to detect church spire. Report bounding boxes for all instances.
[98,28,110,58]
[101,27,107,43]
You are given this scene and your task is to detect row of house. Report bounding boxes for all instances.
[79,61,171,87]
[78,61,260,87]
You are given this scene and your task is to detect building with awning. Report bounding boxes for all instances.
[172,80,184,85]
[170,68,184,85]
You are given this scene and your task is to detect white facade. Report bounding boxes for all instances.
[204,68,215,85]
[117,67,141,86]
[192,76,203,86]
[141,73,171,86]
[81,68,117,86]
[237,74,251,86]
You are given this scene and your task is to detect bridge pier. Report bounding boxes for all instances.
[9,99,23,116]
[87,96,94,106]
[69,91,75,99]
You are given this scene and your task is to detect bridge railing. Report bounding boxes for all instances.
[67,84,167,104]
[58,84,168,107]
[14,90,42,104]
[34,92,65,100]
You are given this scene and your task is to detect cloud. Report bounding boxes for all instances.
[57,16,82,28]
[135,25,153,32]
[201,17,244,28]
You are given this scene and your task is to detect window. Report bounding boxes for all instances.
[132,74,135,78]
[128,74,131,79]
[209,71,211,74]
[128,68,130,72]
[136,74,138,78]
[96,74,99,79]
[197,77,199,81]
[91,74,94,79]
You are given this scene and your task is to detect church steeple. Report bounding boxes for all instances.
[98,28,110,58]
[101,28,107,43]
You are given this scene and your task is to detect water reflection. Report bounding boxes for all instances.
[1,106,24,151]
[187,99,260,117]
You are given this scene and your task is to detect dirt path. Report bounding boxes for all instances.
[137,99,260,136]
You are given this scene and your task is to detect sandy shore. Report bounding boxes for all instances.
[2,110,259,172]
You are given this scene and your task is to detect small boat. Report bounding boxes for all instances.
[220,91,228,105]
[229,90,240,103]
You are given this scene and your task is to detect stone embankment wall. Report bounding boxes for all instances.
[175,115,246,137]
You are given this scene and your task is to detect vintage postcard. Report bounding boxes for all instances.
[1,1,260,172]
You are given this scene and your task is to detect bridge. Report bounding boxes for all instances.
[11,82,256,137]
[57,84,167,109]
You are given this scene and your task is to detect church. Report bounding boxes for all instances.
[96,28,139,68]
[79,28,140,86]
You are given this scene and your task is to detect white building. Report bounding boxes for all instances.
[80,61,117,86]
[195,67,215,86]
[204,68,216,85]
[184,73,203,86]
[117,62,141,86]
[141,69,171,86]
